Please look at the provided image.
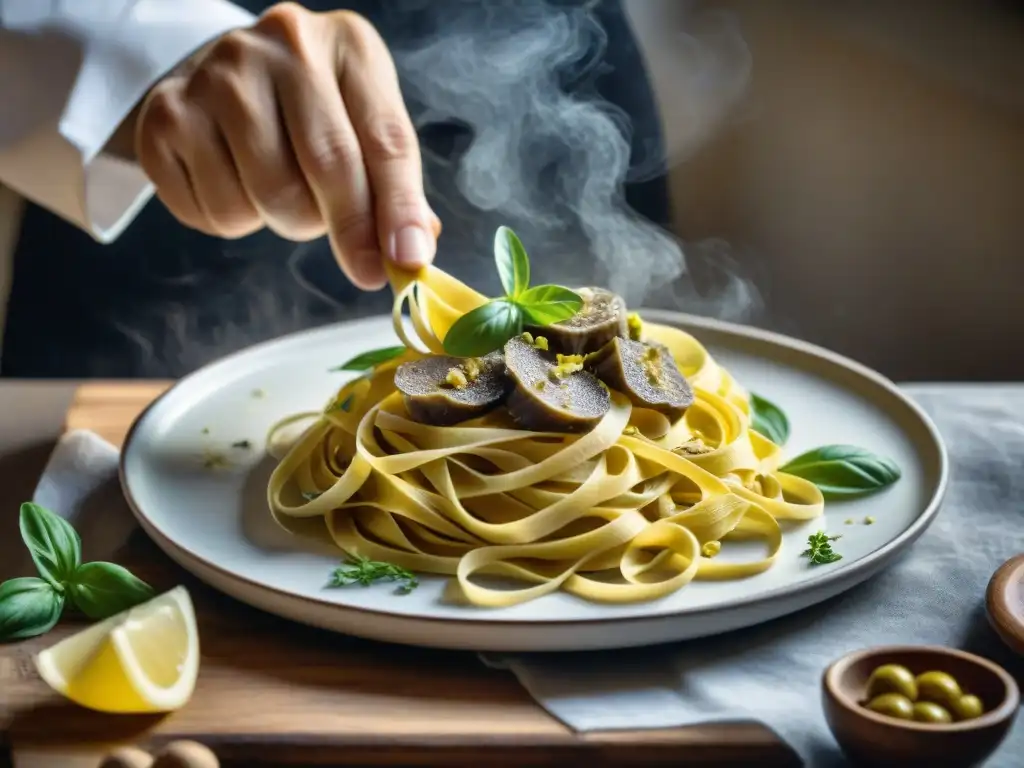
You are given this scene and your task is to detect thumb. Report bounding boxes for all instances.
[380,192,437,271]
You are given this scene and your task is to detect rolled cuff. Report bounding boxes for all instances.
[0,0,256,241]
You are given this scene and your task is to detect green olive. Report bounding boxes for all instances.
[866,664,918,701]
[865,693,915,720]
[916,671,963,708]
[912,701,953,723]
[950,694,985,721]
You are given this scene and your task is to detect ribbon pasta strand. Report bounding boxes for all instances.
[266,265,824,607]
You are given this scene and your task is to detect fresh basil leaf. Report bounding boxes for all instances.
[330,345,406,372]
[494,226,530,298]
[67,562,156,621]
[19,502,81,589]
[0,577,63,642]
[442,299,524,357]
[328,394,354,413]
[781,444,901,499]
[518,285,583,326]
[749,392,790,445]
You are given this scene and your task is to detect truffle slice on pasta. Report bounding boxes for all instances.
[504,335,610,432]
[524,287,628,355]
[589,337,694,420]
[395,352,509,426]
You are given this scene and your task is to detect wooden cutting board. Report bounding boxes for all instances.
[1,382,798,768]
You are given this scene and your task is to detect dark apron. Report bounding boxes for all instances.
[2,0,669,378]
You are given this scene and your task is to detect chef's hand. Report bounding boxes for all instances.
[131,2,438,289]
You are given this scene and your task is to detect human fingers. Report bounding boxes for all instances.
[333,12,436,271]
[258,4,384,289]
[135,77,217,235]
[138,75,263,239]
[187,28,326,241]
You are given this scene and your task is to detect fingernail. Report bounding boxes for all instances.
[391,225,434,267]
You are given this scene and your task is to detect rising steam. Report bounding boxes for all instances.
[111,0,759,376]
[392,0,757,313]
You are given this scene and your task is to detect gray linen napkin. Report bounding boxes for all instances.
[32,430,137,566]
[32,385,1024,766]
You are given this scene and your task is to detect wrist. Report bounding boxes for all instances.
[104,103,142,162]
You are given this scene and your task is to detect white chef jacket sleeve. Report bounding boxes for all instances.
[0,0,256,243]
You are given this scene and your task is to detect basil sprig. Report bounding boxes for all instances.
[749,392,790,446]
[331,345,406,372]
[68,562,157,620]
[781,445,901,499]
[751,394,901,500]
[328,346,406,415]
[443,227,583,357]
[517,285,585,325]
[496,224,530,298]
[0,578,63,641]
[0,503,156,642]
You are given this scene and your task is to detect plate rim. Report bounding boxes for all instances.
[118,309,950,629]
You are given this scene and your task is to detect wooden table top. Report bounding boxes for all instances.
[0,381,797,767]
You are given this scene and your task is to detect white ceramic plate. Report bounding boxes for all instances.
[120,311,948,652]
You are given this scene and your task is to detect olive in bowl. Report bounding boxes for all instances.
[822,645,1019,767]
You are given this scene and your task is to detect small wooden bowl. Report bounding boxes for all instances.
[986,553,1024,657]
[822,645,1019,767]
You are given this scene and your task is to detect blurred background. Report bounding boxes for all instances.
[626,0,1024,381]
[1,0,1021,382]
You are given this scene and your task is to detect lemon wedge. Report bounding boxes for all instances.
[33,586,199,713]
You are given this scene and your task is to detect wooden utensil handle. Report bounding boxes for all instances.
[100,740,219,768]
[986,553,1024,657]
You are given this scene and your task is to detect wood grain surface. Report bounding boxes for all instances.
[2,382,798,767]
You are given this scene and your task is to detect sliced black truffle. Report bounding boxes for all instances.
[589,337,694,420]
[503,335,611,432]
[525,286,628,355]
[394,352,510,426]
